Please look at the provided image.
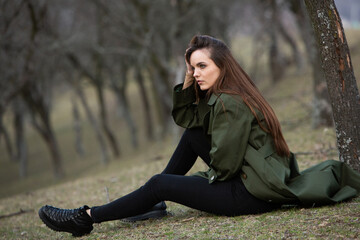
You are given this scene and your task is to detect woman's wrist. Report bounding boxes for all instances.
[182,73,194,90]
[183,76,194,89]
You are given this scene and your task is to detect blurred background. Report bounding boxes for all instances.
[0,0,359,199]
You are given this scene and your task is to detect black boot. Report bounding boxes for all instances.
[122,201,168,222]
[39,205,94,237]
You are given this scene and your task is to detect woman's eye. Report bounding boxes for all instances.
[199,64,206,69]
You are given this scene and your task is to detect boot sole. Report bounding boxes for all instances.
[122,209,168,222]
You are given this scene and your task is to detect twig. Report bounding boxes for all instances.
[180,217,195,222]
[105,186,110,203]
[0,209,33,219]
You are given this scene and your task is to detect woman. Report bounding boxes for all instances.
[38,35,360,237]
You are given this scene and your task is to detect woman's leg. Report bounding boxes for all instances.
[161,128,211,175]
[91,174,279,223]
[121,128,211,221]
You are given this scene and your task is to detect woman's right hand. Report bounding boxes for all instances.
[183,51,194,90]
[185,60,193,76]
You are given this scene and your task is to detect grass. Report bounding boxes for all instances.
[1,29,360,239]
[0,153,359,239]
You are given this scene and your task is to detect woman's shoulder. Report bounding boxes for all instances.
[209,93,247,109]
[209,93,254,119]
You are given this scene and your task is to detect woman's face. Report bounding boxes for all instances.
[189,49,220,91]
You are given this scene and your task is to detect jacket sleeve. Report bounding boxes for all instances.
[207,95,253,183]
[171,83,206,129]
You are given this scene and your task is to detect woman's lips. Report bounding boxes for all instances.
[197,80,204,84]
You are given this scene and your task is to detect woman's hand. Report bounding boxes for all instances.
[183,51,194,90]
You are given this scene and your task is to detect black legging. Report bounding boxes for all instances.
[91,128,279,223]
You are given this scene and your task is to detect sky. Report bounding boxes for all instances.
[335,0,360,28]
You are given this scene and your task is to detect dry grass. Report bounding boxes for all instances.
[0,152,359,239]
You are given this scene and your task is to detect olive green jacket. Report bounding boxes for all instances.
[172,84,360,205]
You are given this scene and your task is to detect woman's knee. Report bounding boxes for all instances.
[145,174,162,187]
[144,174,170,193]
[142,174,170,200]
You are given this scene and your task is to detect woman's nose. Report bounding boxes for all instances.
[193,69,199,78]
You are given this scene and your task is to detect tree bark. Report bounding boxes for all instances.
[305,0,360,172]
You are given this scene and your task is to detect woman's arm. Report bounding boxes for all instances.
[171,83,207,129]
[171,55,208,128]
[207,95,253,183]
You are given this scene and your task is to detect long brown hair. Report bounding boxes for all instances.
[185,35,290,157]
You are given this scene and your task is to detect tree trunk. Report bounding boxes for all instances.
[71,95,85,156]
[74,82,109,164]
[147,53,173,137]
[0,108,15,161]
[94,80,121,157]
[94,5,121,158]
[277,17,305,73]
[109,67,139,149]
[135,69,155,141]
[290,0,333,128]
[312,59,333,128]
[30,111,64,178]
[13,98,28,178]
[67,52,120,158]
[24,91,64,179]
[305,0,360,172]
[147,66,173,137]
[268,0,285,83]
[20,77,64,178]
[249,33,266,82]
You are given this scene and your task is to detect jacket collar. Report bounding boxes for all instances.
[207,93,221,106]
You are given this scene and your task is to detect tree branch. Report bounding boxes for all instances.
[0,209,33,220]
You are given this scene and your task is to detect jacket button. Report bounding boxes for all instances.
[241,173,247,180]
[210,176,215,181]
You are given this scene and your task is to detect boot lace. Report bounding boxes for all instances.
[46,205,84,222]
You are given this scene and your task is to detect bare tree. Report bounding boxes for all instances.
[0,0,27,162]
[252,0,303,83]
[72,76,110,164]
[66,54,110,164]
[1,0,66,178]
[305,0,360,172]
[107,62,139,148]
